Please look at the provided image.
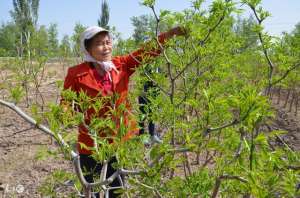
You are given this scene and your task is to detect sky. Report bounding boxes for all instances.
[0,0,300,41]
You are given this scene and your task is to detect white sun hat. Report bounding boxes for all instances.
[81,26,109,41]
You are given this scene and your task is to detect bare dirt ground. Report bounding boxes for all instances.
[270,92,300,151]
[0,62,76,198]
[0,63,299,198]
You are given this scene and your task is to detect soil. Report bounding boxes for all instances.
[270,93,300,151]
[0,62,75,198]
[0,63,299,198]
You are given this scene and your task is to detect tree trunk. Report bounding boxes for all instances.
[276,86,281,105]
[284,89,291,108]
[289,90,296,112]
[295,91,299,116]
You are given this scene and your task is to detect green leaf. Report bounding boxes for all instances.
[10,85,24,104]
[141,0,155,7]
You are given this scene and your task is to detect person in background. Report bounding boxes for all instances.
[62,25,185,197]
[138,64,163,144]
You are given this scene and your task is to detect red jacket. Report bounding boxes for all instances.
[63,33,167,154]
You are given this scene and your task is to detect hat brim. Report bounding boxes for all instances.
[83,26,110,40]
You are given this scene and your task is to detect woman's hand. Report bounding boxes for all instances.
[165,26,188,38]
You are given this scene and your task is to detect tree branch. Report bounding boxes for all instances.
[211,174,248,198]
[200,0,233,46]
[204,119,239,136]
[150,4,174,80]
[129,53,170,96]
[173,56,198,80]
[271,62,300,86]
[0,126,35,138]
[226,128,245,165]
[0,99,77,158]
[249,5,275,93]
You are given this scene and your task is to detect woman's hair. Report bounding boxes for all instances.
[84,31,111,51]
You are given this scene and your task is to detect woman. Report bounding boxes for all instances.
[62,25,185,197]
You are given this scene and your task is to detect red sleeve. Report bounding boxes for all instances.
[63,68,77,91]
[60,67,77,105]
[120,32,168,75]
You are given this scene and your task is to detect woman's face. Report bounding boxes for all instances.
[87,32,112,62]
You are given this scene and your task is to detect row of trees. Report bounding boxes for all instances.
[0,0,113,58]
[0,0,275,59]
[0,18,87,58]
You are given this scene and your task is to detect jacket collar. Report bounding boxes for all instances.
[82,62,119,92]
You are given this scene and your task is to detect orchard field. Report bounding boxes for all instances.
[0,0,300,197]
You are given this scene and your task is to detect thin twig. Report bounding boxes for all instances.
[173,56,198,80]
[226,128,245,165]
[148,147,190,167]
[150,5,174,75]
[201,0,233,46]
[204,119,239,136]
[0,126,35,138]
[0,99,77,157]
[249,5,275,93]
[271,62,300,86]
[129,54,170,96]
[120,168,144,175]
[275,134,294,152]
[211,174,248,198]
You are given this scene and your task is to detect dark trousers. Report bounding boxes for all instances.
[80,154,122,198]
[138,95,155,136]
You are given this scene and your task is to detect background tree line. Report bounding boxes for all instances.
[0,0,299,61]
